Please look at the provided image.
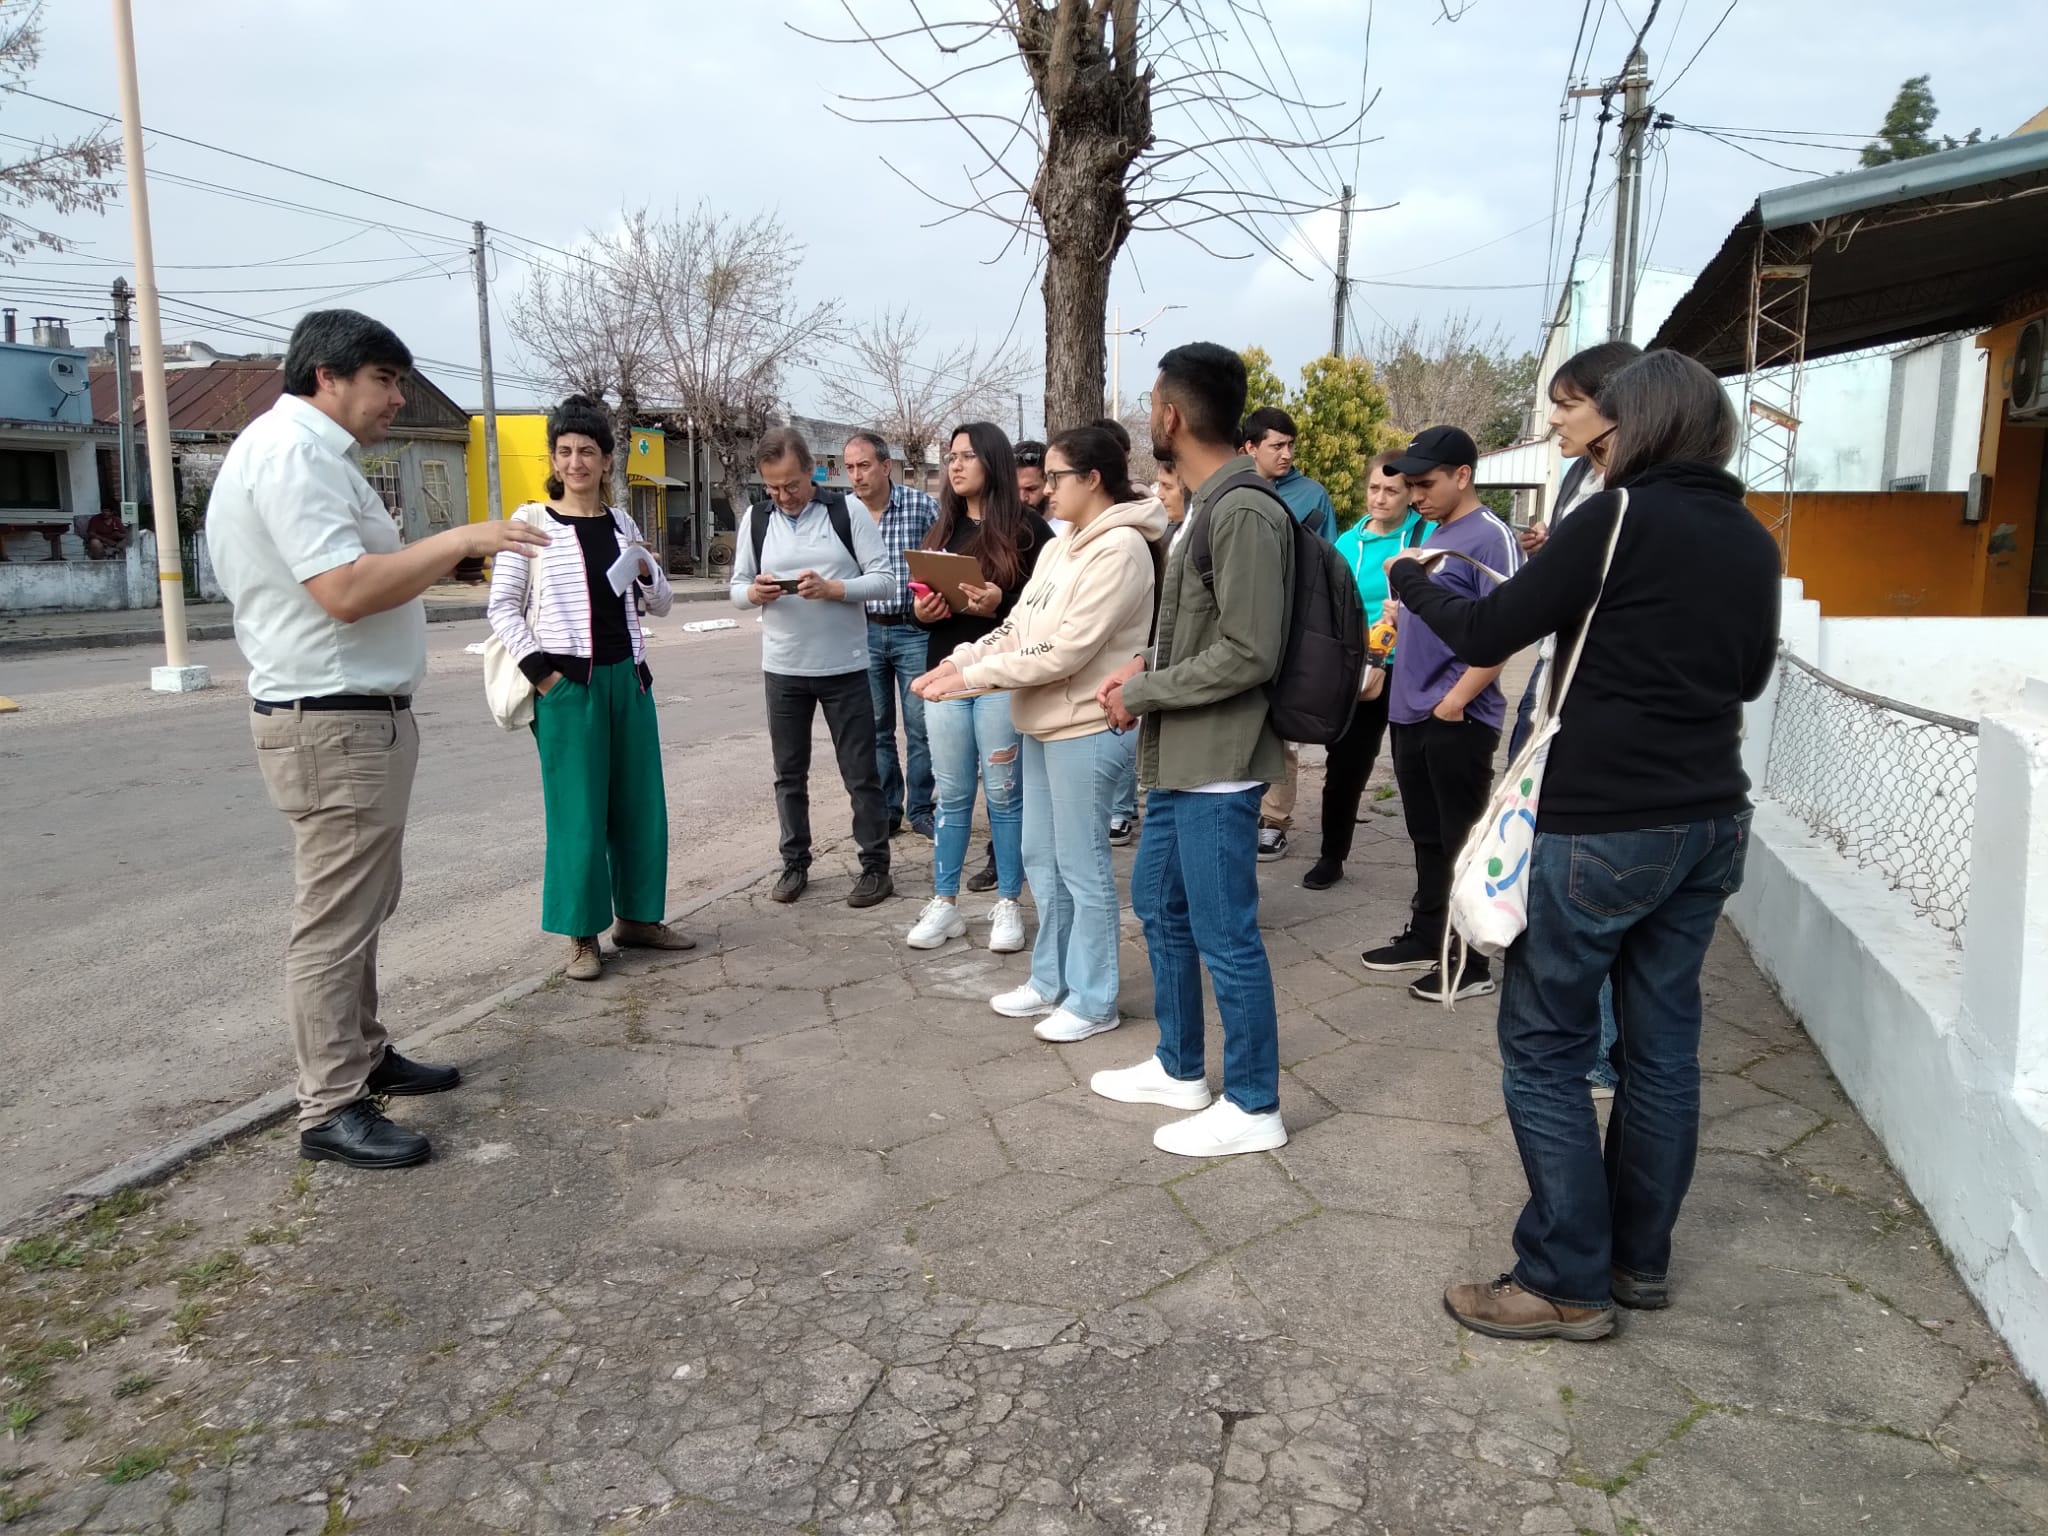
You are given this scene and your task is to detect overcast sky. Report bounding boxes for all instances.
[13,0,2043,428]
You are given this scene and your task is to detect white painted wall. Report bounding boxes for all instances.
[1734,578,2048,1392]
[0,556,127,612]
[1816,617,2048,720]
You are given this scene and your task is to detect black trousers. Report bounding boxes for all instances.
[1318,684,1392,866]
[764,669,892,874]
[1391,716,1500,944]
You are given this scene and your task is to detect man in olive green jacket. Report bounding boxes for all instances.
[1093,342,1293,1161]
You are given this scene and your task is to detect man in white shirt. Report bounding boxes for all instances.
[207,309,548,1171]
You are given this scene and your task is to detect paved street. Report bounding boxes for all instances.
[0,617,784,1229]
[1,787,2043,1532]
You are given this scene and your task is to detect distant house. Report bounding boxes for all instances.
[87,357,473,544]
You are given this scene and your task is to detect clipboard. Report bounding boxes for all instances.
[906,549,986,613]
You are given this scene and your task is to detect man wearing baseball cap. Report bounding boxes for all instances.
[1361,425,1521,1002]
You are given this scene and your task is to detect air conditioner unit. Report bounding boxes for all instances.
[2012,317,2048,424]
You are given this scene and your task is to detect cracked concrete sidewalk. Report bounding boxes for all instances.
[3,808,2044,1535]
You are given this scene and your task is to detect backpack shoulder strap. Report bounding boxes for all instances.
[1190,470,1290,590]
[1403,515,1428,551]
[823,492,858,562]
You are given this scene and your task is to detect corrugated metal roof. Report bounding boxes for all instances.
[87,359,472,438]
[1651,131,2048,376]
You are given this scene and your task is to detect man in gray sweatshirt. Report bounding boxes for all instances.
[731,427,897,907]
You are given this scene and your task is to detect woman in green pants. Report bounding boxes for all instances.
[487,395,691,980]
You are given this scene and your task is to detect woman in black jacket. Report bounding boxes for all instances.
[1385,350,1782,1343]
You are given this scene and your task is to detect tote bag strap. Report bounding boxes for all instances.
[1540,487,1629,724]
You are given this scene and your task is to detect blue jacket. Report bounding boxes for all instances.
[1270,468,1336,541]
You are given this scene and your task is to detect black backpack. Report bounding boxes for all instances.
[749,490,857,572]
[1188,472,1368,745]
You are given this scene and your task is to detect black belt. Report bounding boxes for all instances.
[252,694,410,715]
[868,612,913,626]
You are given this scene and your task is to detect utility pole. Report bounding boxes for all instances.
[472,221,503,521]
[111,0,206,692]
[1608,47,1651,343]
[1017,391,1025,439]
[1331,183,1354,358]
[1106,303,1185,419]
[109,279,138,519]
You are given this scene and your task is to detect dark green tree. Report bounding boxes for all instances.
[1861,75,1982,166]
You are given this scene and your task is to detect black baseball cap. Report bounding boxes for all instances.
[1387,425,1479,476]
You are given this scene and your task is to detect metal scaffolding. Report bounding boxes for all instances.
[1738,231,1815,559]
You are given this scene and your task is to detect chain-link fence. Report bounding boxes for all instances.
[1763,650,1979,938]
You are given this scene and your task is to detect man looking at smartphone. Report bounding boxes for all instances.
[730,427,898,908]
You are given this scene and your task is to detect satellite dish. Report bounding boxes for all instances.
[48,356,86,395]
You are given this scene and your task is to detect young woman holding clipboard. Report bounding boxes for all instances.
[917,426,1167,1040]
[902,422,1056,954]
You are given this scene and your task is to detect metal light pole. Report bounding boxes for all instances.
[1106,303,1185,419]
[111,0,207,692]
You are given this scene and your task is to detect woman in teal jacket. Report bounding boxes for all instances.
[1303,450,1424,890]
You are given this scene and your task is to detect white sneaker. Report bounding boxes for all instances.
[1032,1006,1121,1044]
[1153,1099,1288,1158]
[905,897,967,950]
[987,898,1026,954]
[1089,1056,1213,1110]
[990,981,1059,1018]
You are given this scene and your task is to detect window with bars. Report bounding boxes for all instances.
[362,457,401,518]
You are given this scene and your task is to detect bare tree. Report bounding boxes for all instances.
[823,307,1030,475]
[0,1,120,259]
[507,210,661,504]
[635,206,841,517]
[1367,314,1539,449]
[799,2,1373,431]
[513,205,840,517]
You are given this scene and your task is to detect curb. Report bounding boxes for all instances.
[1,860,778,1241]
[0,587,730,658]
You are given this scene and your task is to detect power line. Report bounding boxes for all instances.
[1670,123,1827,177]
[1653,0,1738,104]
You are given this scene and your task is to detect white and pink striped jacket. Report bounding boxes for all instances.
[486,502,673,675]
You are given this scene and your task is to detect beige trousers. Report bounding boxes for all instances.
[1259,741,1301,830]
[251,706,419,1127]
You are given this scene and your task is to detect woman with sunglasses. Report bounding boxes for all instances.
[919,426,1166,1041]
[902,422,1056,953]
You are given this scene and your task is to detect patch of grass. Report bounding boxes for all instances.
[61,1407,94,1442]
[85,1190,152,1230]
[113,1373,156,1400]
[0,1488,46,1525]
[4,1402,38,1438]
[5,1236,86,1273]
[288,1166,315,1201]
[320,1490,352,1535]
[83,1308,133,1346]
[176,1251,247,1297]
[104,1447,166,1485]
[1558,1384,1576,1408]
[1373,783,1398,801]
[169,1300,212,1344]
[245,1225,300,1247]
[429,1341,459,1358]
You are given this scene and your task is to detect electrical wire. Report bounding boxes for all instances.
[1652,0,1738,105]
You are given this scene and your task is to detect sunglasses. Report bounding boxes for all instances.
[1015,450,1044,467]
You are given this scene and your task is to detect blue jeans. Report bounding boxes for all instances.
[1497,815,1752,1308]
[1131,787,1281,1114]
[1021,732,1123,1023]
[1511,658,1619,1090]
[1107,727,1139,822]
[925,693,1022,899]
[867,620,934,825]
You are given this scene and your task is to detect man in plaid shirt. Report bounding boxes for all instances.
[844,430,939,838]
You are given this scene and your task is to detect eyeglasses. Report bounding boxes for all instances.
[1042,468,1090,488]
[943,452,979,466]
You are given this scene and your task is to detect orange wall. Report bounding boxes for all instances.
[1748,492,1980,615]
[1973,313,2047,615]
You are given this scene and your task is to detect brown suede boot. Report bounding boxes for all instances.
[564,936,603,982]
[612,919,696,952]
[1443,1274,1615,1341]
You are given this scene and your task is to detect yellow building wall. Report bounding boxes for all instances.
[465,414,551,522]
[1972,311,2047,615]
[1750,492,1980,615]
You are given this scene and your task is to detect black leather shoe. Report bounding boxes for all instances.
[965,847,998,893]
[365,1048,460,1097]
[770,865,808,903]
[300,1101,430,1169]
[847,868,894,908]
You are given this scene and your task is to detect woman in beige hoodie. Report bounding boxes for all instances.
[915,426,1167,1043]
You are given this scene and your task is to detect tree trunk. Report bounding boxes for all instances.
[1019,0,1149,434]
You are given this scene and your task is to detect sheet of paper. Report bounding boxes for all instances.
[606,545,649,597]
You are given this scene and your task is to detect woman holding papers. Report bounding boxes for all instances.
[917,425,1167,1043]
[486,394,687,982]
[904,422,1056,955]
